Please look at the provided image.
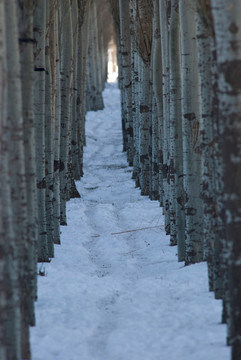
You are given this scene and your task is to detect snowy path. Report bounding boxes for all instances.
[30,83,229,360]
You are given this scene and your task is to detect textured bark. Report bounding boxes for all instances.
[33,0,49,261]
[149,1,160,201]
[86,1,104,111]
[71,0,81,180]
[211,0,241,355]
[53,4,61,244]
[129,0,139,182]
[59,0,73,225]
[45,2,55,258]
[139,57,151,196]
[134,0,152,196]
[18,0,38,324]
[152,0,163,206]
[169,0,185,259]
[0,3,21,358]
[179,0,203,264]
[119,0,133,165]
[159,0,171,236]
[5,0,31,356]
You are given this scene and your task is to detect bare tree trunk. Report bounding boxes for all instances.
[5,0,31,356]
[34,0,49,261]
[53,4,61,244]
[211,1,241,356]
[152,0,164,206]
[159,0,171,236]
[169,0,185,259]
[45,2,55,258]
[0,3,21,358]
[119,0,133,165]
[59,0,73,225]
[179,0,203,264]
[18,0,38,324]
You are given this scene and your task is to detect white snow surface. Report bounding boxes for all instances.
[30,82,230,360]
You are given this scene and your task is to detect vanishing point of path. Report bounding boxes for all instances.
[30,82,229,360]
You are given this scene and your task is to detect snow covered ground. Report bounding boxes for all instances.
[30,82,230,360]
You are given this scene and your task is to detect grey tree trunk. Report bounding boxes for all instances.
[59,0,73,225]
[139,57,151,195]
[0,2,21,358]
[179,0,203,264]
[211,0,241,356]
[195,1,222,297]
[129,0,140,183]
[5,0,31,356]
[75,1,91,178]
[119,0,133,165]
[150,0,162,201]
[45,3,55,258]
[159,0,171,235]
[18,0,38,324]
[53,4,61,244]
[152,0,164,206]
[33,0,49,262]
[169,0,185,259]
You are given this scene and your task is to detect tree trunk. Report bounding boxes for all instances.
[59,0,73,225]
[159,0,171,236]
[179,0,203,264]
[119,0,133,165]
[5,0,31,356]
[45,2,55,258]
[211,0,241,356]
[169,0,185,259]
[0,2,21,358]
[33,0,49,261]
[18,0,38,324]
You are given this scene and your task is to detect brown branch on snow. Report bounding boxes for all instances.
[111,225,164,235]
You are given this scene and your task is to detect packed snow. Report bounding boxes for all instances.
[30,81,230,360]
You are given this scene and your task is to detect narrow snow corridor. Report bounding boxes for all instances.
[30,83,229,360]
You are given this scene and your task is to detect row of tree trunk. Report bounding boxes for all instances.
[0,0,113,358]
[112,1,241,358]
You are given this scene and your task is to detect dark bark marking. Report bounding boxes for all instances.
[162,163,168,179]
[153,162,159,173]
[219,60,241,93]
[229,22,239,34]
[140,105,149,113]
[54,160,65,172]
[140,154,148,164]
[184,112,196,121]
[37,178,46,189]
[19,37,36,44]
[185,207,197,216]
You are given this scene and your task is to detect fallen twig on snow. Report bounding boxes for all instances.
[111,225,164,235]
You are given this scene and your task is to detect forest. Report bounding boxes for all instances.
[0,0,241,359]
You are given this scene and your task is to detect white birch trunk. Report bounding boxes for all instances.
[179,0,203,264]
[0,2,21,358]
[119,0,133,165]
[33,0,49,261]
[159,0,171,235]
[45,3,55,258]
[211,0,241,355]
[59,0,73,225]
[5,0,31,356]
[169,0,185,258]
[18,0,38,324]
[53,6,61,244]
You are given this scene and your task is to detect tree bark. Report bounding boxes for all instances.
[179,0,203,264]
[211,0,241,355]
[33,0,49,261]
